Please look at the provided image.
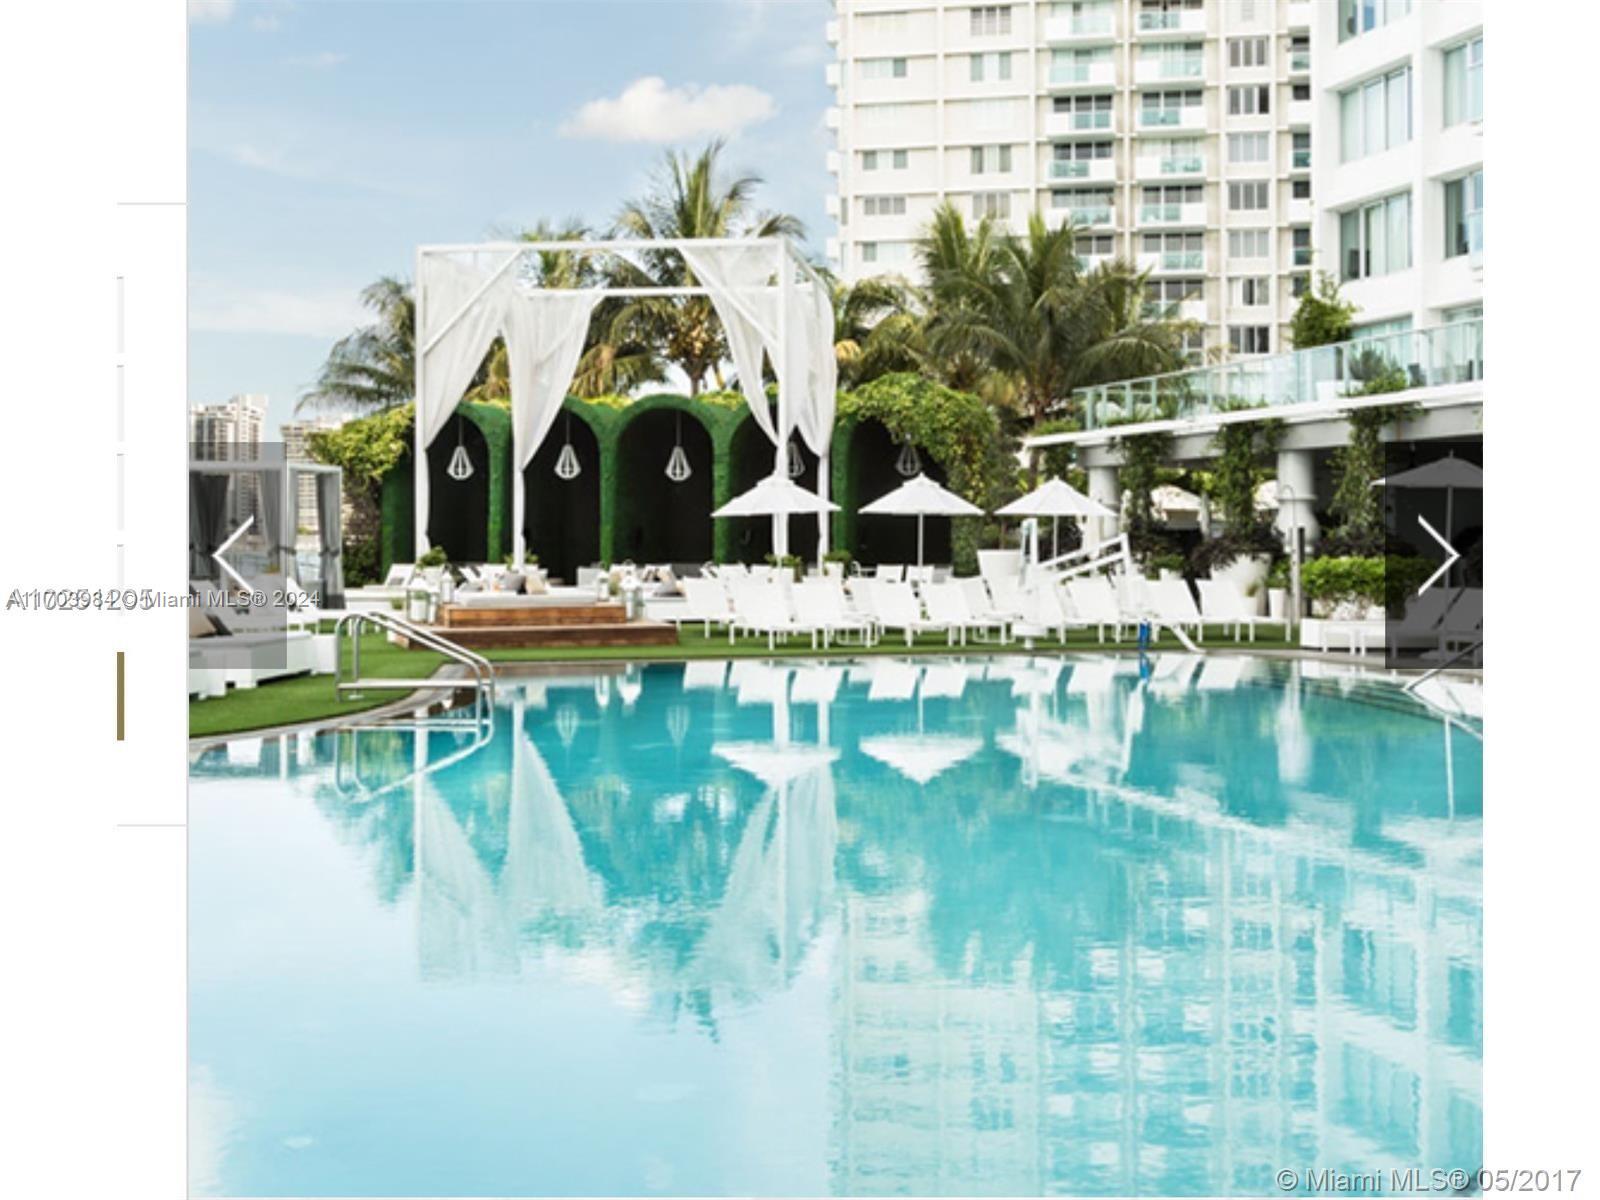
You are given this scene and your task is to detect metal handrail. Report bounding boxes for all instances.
[333,610,496,704]
[1403,639,1483,693]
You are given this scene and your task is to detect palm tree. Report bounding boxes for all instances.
[921,204,1189,424]
[299,276,414,414]
[607,139,802,394]
[826,271,924,388]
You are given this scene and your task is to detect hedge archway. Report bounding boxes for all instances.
[613,407,716,565]
[726,416,820,564]
[524,409,601,583]
[830,373,1006,575]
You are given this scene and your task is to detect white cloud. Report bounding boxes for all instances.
[191,280,367,338]
[559,76,776,143]
[284,51,347,69]
[188,0,236,24]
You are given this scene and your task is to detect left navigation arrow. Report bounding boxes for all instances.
[213,516,254,593]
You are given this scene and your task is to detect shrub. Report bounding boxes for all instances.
[417,546,449,570]
[1300,554,1435,616]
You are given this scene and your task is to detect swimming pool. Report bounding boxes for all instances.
[190,656,1482,1197]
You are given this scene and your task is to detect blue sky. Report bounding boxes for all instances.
[188,0,833,434]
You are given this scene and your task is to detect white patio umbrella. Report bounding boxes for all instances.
[860,734,983,784]
[713,475,840,568]
[1373,454,1483,579]
[859,473,984,566]
[997,477,1116,559]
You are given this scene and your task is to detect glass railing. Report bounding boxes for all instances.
[1069,112,1113,129]
[1059,205,1114,225]
[1159,154,1203,174]
[1050,64,1091,83]
[1290,50,1311,72]
[1146,58,1203,78]
[1138,11,1181,30]
[1292,247,1312,266]
[1157,250,1203,270]
[1051,159,1090,178]
[1140,109,1181,127]
[1072,319,1484,430]
[1140,202,1182,222]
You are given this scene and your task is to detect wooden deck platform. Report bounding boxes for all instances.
[414,602,678,649]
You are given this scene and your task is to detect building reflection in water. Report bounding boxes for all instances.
[193,654,1481,1196]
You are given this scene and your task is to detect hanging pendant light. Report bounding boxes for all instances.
[786,438,805,479]
[665,412,692,482]
[666,704,690,748]
[553,413,582,480]
[446,416,475,481]
[554,705,579,747]
[895,436,922,478]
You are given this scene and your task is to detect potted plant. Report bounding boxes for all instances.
[823,548,853,579]
[1262,558,1289,621]
[765,552,804,582]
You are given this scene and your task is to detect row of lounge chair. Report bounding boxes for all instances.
[667,573,1287,650]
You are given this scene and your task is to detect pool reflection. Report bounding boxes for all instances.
[192,656,1481,1196]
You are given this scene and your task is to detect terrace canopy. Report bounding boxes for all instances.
[413,237,836,568]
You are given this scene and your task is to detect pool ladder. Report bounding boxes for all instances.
[332,610,496,714]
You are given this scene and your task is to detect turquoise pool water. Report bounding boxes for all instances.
[190,656,1482,1197]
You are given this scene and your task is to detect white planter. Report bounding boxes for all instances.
[1213,555,1270,613]
[1267,588,1286,621]
[978,549,1023,582]
[1157,568,1181,583]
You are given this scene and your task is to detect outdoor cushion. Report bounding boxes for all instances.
[496,572,526,594]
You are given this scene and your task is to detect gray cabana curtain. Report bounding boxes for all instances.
[316,472,345,609]
[189,474,230,579]
[258,468,286,576]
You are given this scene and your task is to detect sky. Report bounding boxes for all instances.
[188,0,834,435]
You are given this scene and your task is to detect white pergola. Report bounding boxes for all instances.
[413,236,837,568]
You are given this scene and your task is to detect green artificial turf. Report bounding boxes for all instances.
[190,622,1301,739]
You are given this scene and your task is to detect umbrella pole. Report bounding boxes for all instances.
[1052,516,1059,562]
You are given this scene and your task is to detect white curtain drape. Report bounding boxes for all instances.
[417,254,517,449]
[679,243,781,445]
[794,280,838,457]
[502,290,601,470]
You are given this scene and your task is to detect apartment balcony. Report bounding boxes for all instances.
[1286,196,1313,224]
[1291,244,1313,268]
[1136,106,1206,133]
[1289,148,1311,172]
[1049,157,1117,183]
[825,236,841,263]
[1042,14,1116,44]
[1288,49,1311,75]
[825,19,840,44]
[1135,152,1205,179]
[1071,318,1484,430]
[1077,251,1116,272]
[826,149,841,174]
[1286,0,1313,29]
[824,106,841,130]
[1138,250,1206,274]
[824,194,841,218]
[1287,99,1313,127]
[1047,61,1116,89]
[1138,200,1207,228]
[1134,58,1204,86]
[824,62,841,88]
[1045,110,1115,137]
[1135,8,1205,36]
[1056,205,1115,229]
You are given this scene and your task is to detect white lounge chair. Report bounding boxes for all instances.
[874,564,906,583]
[1064,576,1128,642]
[870,580,949,647]
[677,577,733,636]
[1142,578,1204,642]
[728,581,817,650]
[959,577,1012,644]
[794,578,874,647]
[987,574,1027,621]
[1197,579,1287,642]
[921,581,987,646]
[1013,580,1072,644]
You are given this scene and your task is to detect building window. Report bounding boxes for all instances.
[1052,188,1115,225]
[858,103,917,130]
[1291,82,1310,102]
[1291,179,1311,200]
[972,191,1011,219]
[1340,191,1412,280]
[970,5,1012,35]
[1050,46,1111,83]
[1076,233,1116,262]
[1228,228,1269,258]
[1139,89,1202,127]
[971,144,1014,174]
[861,150,878,171]
[1290,272,1310,298]
[1339,66,1412,162]
[1141,184,1201,219]
[970,51,1013,82]
[1228,132,1269,163]
[1443,36,1483,126]
[1227,84,1270,115]
[1051,140,1111,177]
[862,195,908,218]
[1137,0,1201,31]
[1142,231,1204,268]
[1228,36,1268,68]
[1444,170,1483,258]
[860,57,909,81]
[1139,41,1203,79]
[1146,278,1202,312]
[1292,226,1311,266]
[1056,93,1114,129]
[1338,0,1411,43]
[893,149,908,169]
[1229,326,1271,355]
[1292,130,1311,169]
[861,242,878,264]
[1232,277,1270,306]
[1228,180,1268,211]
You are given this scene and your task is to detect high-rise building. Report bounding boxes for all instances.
[189,393,267,528]
[281,416,343,542]
[1310,0,1482,341]
[825,0,1319,359]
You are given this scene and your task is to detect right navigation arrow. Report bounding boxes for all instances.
[1416,515,1460,595]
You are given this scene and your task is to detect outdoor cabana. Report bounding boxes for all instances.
[188,454,345,606]
[413,236,837,570]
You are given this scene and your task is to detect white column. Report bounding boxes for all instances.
[772,245,790,558]
[816,449,831,566]
[413,246,430,560]
[1087,465,1121,550]
[1274,448,1319,554]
